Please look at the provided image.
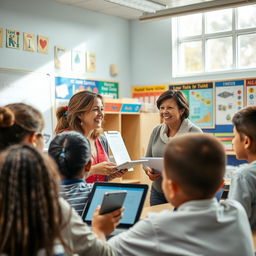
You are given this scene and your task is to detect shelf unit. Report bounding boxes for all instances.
[103,112,160,184]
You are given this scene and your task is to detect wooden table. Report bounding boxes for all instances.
[141,203,173,219]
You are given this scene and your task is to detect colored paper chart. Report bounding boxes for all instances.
[98,81,119,99]
[246,79,256,106]
[132,85,168,104]
[55,76,118,101]
[169,82,214,128]
[215,80,244,125]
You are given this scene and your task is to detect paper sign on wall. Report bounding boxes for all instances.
[0,28,3,48]
[170,82,214,128]
[38,35,49,54]
[246,79,256,106]
[215,80,244,125]
[6,29,20,49]
[24,32,36,52]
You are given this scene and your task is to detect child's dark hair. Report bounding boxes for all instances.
[232,106,256,146]
[0,144,66,256]
[164,133,226,199]
[48,131,91,179]
[0,103,44,150]
[156,90,189,120]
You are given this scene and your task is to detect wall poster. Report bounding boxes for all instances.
[6,29,20,49]
[215,80,244,125]
[132,85,168,104]
[246,78,256,106]
[0,28,3,48]
[23,32,36,52]
[169,82,214,128]
[55,76,118,106]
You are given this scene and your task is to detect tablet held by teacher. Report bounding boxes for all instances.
[144,89,203,206]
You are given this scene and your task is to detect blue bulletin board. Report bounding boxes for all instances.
[55,76,119,102]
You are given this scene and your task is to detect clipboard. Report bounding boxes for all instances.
[104,131,148,171]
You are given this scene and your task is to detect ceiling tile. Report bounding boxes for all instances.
[99,6,142,19]
[73,0,116,11]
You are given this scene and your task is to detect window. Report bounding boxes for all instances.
[172,4,256,77]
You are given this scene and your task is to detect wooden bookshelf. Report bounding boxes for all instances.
[103,112,160,183]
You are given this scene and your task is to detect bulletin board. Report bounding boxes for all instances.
[0,68,54,148]
[55,76,119,107]
[133,77,256,163]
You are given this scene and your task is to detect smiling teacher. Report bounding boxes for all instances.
[55,91,126,182]
[144,89,202,205]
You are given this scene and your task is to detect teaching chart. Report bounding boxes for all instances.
[132,85,168,104]
[246,78,256,106]
[169,82,214,128]
[55,76,118,106]
[215,80,244,125]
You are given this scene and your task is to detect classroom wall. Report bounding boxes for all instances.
[130,19,172,86]
[0,0,131,97]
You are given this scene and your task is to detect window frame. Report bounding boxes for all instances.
[172,6,256,78]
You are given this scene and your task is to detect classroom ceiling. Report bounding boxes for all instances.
[52,0,256,20]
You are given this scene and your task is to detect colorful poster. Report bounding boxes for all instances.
[0,28,3,48]
[54,46,70,70]
[72,49,85,72]
[169,82,214,128]
[73,79,99,94]
[55,77,74,100]
[55,77,99,100]
[6,29,20,49]
[86,52,96,73]
[38,35,49,54]
[132,85,167,104]
[98,81,119,99]
[246,78,256,106]
[215,80,244,125]
[23,32,36,52]
[214,133,234,153]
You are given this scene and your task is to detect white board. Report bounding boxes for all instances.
[0,68,54,148]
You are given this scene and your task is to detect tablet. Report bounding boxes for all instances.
[142,157,164,173]
[82,182,148,228]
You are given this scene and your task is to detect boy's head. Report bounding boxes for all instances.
[48,131,91,179]
[232,106,256,160]
[162,133,226,207]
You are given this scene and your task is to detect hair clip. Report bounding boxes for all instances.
[59,148,65,158]
[63,106,68,118]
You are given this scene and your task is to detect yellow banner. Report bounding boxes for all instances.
[132,85,167,93]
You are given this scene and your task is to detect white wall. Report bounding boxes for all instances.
[0,0,131,97]
[130,19,172,86]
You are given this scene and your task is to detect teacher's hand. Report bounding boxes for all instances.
[144,167,161,181]
[89,161,117,176]
[108,169,128,180]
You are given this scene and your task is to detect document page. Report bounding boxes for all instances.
[104,131,131,165]
[104,131,148,171]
